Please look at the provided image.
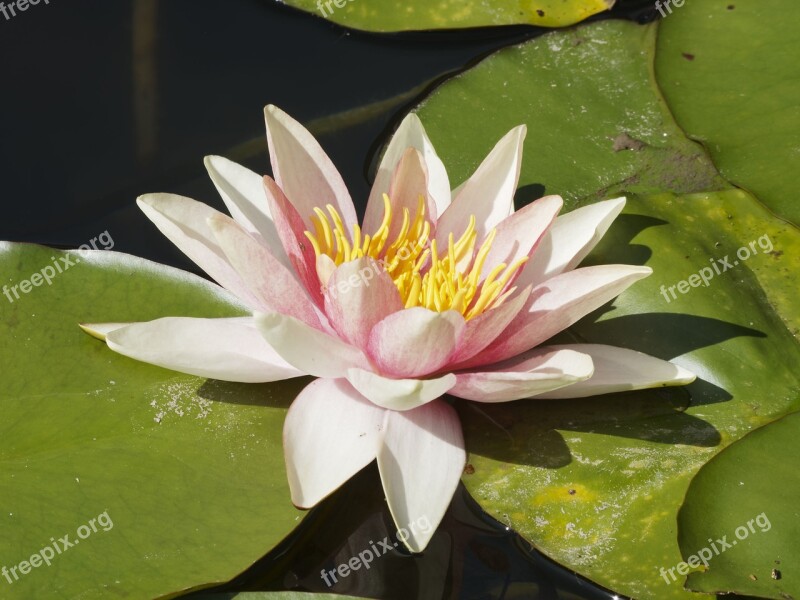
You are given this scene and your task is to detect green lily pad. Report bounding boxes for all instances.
[279,0,614,32]
[678,411,800,599]
[414,21,728,211]
[655,0,800,225]
[413,18,800,600]
[0,243,304,599]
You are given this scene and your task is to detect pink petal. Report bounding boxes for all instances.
[284,378,385,507]
[324,257,403,349]
[450,347,594,402]
[519,197,627,287]
[203,155,289,267]
[466,264,652,368]
[208,213,325,330]
[435,125,526,246]
[264,105,357,232]
[378,401,465,552]
[368,308,465,378]
[367,112,451,222]
[479,194,563,283]
[533,344,696,399]
[255,312,370,378]
[448,286,531,366]
[262,175,324,307]
[105,317,303,383]
[137,193,263,309]
[346,368,456,411]
[363,147,436,238]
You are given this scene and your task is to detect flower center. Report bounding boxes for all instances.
[304,195,527,320]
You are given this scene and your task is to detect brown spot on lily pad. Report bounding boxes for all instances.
[613,133,646,152]
[682,52,695,61]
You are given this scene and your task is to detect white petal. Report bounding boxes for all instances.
[363,148,436,238]
[255,312,370,378]
[435,125,526,245]
[534,344,696,399]
[519,197,626,287]
[204,155,290,268]
[208,214,325,330]
[284,378,385,507]
[466,265,652,368]
[79,322,129,341]
[479,194,563,282]
[450,348,594,402]
[367,112,451,222]
[137,193,264,309]
[324,257,403,349]
[264,105,357,231]
[368,308,465,378]
[346,368,456,411]
[105,317,302,383]
[378,401,465,552]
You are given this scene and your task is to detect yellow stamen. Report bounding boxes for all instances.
[303,195,527,320]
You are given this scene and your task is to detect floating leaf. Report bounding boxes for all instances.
[677,411,800,599]
[0,244,304,599]
[279,0,614,32]
[655,0,800,225]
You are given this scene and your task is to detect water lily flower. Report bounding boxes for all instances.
[82,105,695,552]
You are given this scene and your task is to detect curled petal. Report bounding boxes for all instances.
[533,344,696,399]
[450,348,593,402]
[346,368,456,411]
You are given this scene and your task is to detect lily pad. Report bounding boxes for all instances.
[0,243,304,599]
[678,410,800,599]
[655,0,800,225]
[414,21,727,211]
[413,17,800,600]
[279,0,614,32]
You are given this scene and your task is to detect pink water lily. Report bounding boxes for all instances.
[83,105,695,552]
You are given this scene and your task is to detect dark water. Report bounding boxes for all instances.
[1,1,662,598]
